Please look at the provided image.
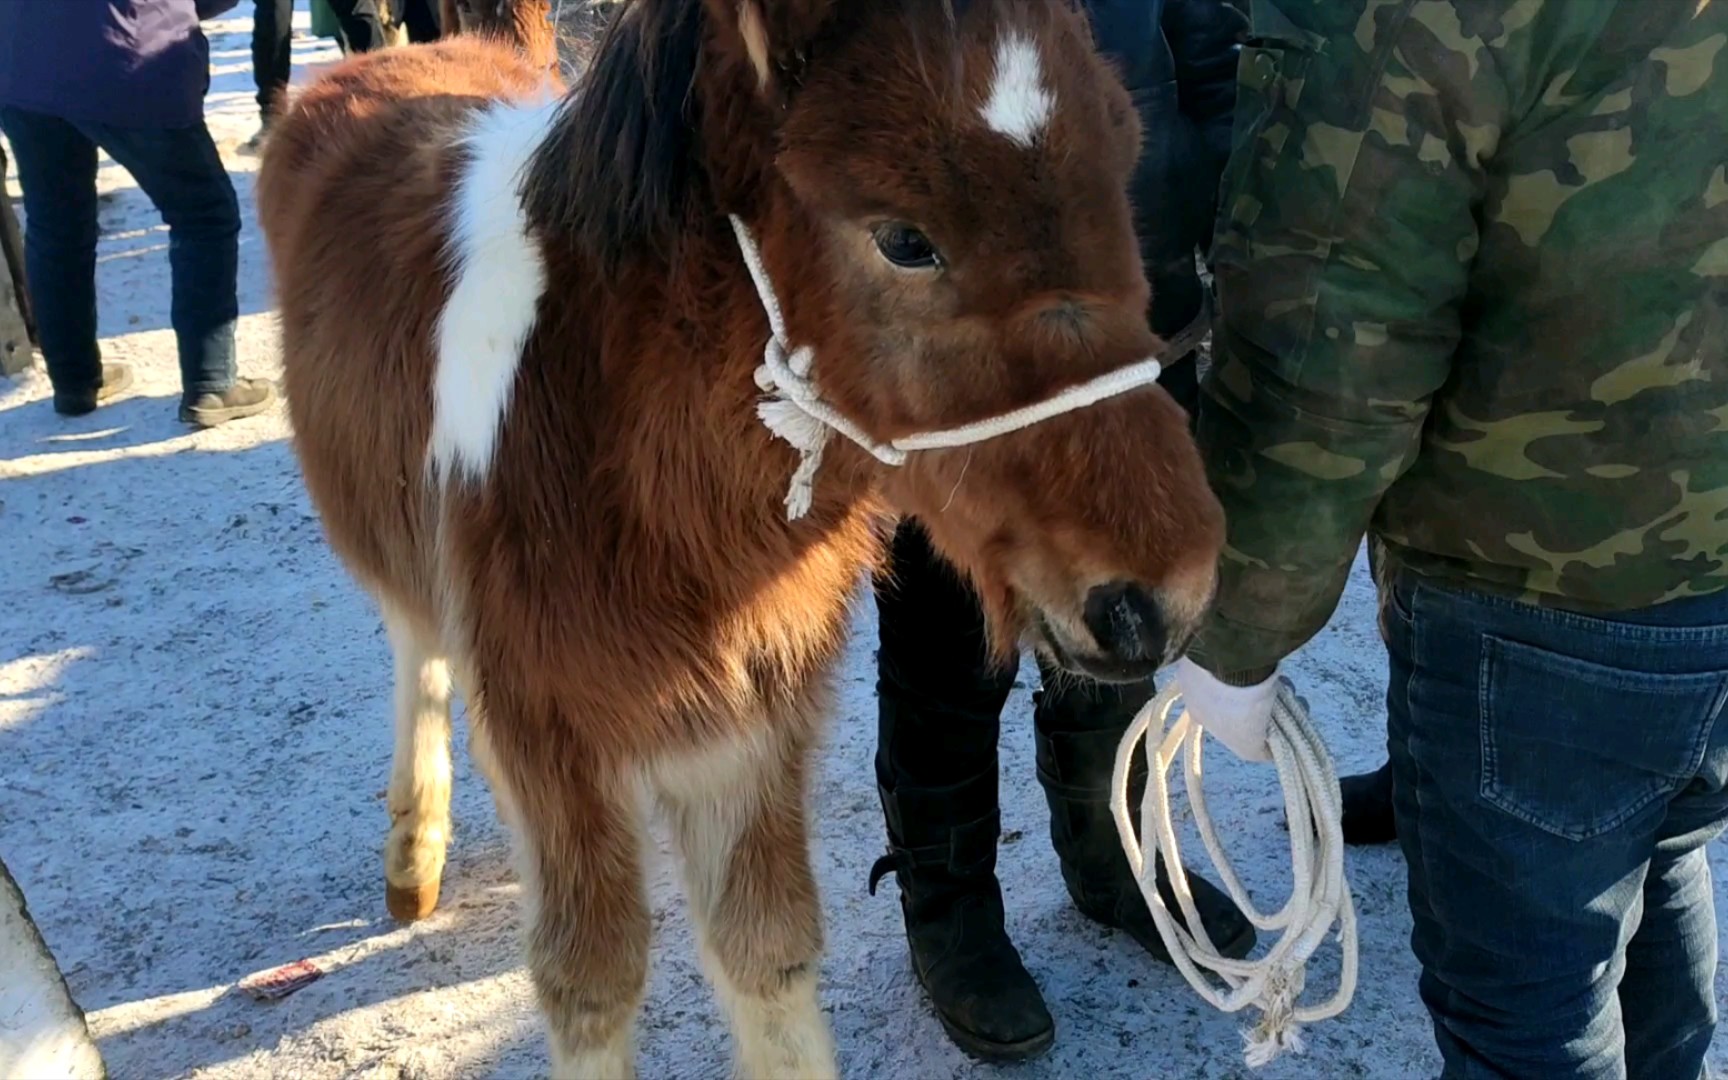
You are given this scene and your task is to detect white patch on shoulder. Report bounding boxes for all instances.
[428,93,560,484]
[980,31,1054,148]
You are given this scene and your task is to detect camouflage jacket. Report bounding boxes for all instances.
[1192,0,1728,680]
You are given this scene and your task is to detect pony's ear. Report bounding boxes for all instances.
[708,0,834,101]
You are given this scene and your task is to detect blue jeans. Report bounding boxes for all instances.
[0,105,239,398]
[1383,570,1728,1079]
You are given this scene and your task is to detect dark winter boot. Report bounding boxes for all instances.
[1034,674,1256,965]
[869,765,1055,1062]
[869,518,1054,1060]
[1341,761,1397,846]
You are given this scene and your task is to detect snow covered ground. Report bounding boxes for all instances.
[2,7,1725,1079]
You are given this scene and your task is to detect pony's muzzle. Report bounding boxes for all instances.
[1083,580,1176,672]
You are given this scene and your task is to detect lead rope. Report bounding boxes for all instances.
[727,214,1195,520]
[1111,682,1358,1067]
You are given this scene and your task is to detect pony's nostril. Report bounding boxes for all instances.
[1082,581,1167,664]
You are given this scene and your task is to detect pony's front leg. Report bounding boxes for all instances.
[657,719,837,1080]
[490,700,651,1078]
[381,602,454,922]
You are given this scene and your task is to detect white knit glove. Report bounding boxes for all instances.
[1173,657,1277,762]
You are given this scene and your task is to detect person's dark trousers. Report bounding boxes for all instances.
[871,514,1252,1061]
[871,520,1046,1058]
[398,0,443,42]
[875,523,1019,798]
[1383,570,1728,1080]
[325,0,443,52]
[251,0,294,125]
[0,107,240,399]
[324,0,390,52]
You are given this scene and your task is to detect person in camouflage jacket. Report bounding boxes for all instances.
[1174,1,1728,1076]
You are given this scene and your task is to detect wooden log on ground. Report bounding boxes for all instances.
[1,139,38,378]
[0,856,106,1079]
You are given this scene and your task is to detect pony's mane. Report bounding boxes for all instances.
[520,0,707,269]
[516,0,1013,269]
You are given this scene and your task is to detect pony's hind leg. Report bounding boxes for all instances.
[380,602,454,921]
[657,724,837,1080]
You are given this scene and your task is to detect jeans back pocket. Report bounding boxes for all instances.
[1479,634,1728,842]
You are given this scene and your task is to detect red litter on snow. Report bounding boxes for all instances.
[236,958,324,1001]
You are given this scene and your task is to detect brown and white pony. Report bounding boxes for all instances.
[256,1,1224,1075]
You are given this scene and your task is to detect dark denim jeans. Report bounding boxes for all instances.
[1383,569,1728,1080]
[0,105,239,398]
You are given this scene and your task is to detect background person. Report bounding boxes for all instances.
[0,0,277,425]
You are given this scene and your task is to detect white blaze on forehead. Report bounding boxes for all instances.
[980,30,1054,148]
[429,92,559,484]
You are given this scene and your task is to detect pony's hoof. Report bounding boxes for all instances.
[386,880,441,922]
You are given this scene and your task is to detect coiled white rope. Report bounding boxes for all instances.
[728,215,1205,520]
[1111,681,1358,1067]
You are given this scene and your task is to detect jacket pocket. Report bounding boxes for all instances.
[1478,634,1728,842]
[1212,0,1323,237]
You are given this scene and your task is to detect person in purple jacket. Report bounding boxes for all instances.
[0,0,276,425]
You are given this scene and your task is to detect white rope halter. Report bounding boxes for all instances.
[1112,681,1359,1068]
[728,214,1192,520]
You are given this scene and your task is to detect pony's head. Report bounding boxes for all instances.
[527,0,1226,682]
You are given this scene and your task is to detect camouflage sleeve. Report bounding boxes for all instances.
[1190,0,1511,680]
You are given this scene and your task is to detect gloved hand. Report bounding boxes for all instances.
[1174,657,1276,762]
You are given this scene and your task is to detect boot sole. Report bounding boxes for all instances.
[1283,811,1398,846]
[910,966,1056,1063]
[1342,823,1399,846]
[1128,922,1257,965]
[1214,918,1257,961]
[934,1010,1055,1064]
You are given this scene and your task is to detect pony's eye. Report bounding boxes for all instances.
[872,224,940,270]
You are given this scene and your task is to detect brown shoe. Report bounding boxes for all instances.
[178,377,278,427]
[237,119,271,157]
[53,362,134,416]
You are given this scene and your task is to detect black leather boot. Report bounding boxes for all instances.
[1034,674,1257,964]
[870,520,1054,1061]
[869,766,1055,1062]
[1341,761,1397,845]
